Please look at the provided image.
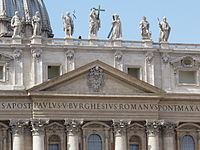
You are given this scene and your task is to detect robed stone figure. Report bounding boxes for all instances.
[32,11,41,36]
[140,16,151,40]
[109,14,122,40]
[89,8,101,39]
[159,16,171,42]
[11,11,22,38]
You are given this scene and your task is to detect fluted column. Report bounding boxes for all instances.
[65,119,83,150]
[31,119,49,150]
[113,120,130,150]
[163,121,178,150]
[10,120,29,150]
[146,120,161,150]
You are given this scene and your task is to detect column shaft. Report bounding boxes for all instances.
[33,134,45,150]
[67,133,79,150]
[13,134,24,150]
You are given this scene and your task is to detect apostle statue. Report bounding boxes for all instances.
[11,11,22,38]
[158,16,171,42]
[62,12,74,38]
[32,11,41,36]
[89,8,101,39]
[140,16,151,40]
[108,14,122,40]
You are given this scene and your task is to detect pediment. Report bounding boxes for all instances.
[28,60,164,95]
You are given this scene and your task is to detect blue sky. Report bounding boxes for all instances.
[45,0,200,43]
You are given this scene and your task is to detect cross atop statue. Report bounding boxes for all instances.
[92,5,105,19]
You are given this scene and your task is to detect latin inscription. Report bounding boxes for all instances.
[0,102,200,112]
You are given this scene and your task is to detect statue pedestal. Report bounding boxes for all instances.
[64,37,74,45]
[89,34,98,40]
[12,37,22,44]
[113,40,122,47]
[31,36,42,44]
[89,39,98,46]
[143,40,153,48]
[160,42,169,49]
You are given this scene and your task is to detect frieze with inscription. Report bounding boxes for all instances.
[0,102,200,113]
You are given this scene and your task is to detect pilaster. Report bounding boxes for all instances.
[145,52,154,85]
[65,50,75,72]
[114,51,123,71]
[13,49,24,89]
[163,121,178,150]
[31,48,43,85]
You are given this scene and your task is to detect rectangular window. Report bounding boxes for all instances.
[48,66,60,80]
[179,71,196,84]
[0,66,4,80]
[128,68,140,79]
[48,144,59,150]
[129,144,139,150]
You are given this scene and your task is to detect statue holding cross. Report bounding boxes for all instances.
[89,5,105,39]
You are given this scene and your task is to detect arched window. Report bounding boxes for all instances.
[88,134,102,150]
[181,135,195,150]
[48,135,60,150]
[129,135,141,150]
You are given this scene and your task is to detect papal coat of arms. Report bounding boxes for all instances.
[87,66,104,92]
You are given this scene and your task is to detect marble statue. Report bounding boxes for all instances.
[89,8,101,39]
[140,16,151,40]
[32,11,41,36]
[158,16,171,42]
[11,11,22,38]
[108,14,122,40]
[62,12,74,38]
[25,9,31,23]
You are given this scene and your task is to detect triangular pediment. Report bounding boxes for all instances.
[28,60,164,95]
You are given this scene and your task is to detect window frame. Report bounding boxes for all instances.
[128,135,141,150]
[125,65,143,80]
[177,69,199,86]
[48,143,60,150]
[44,63,62,81]
[0,64,6,82]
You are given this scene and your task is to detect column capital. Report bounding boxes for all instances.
[31,119,49,136]
[13,49,23,61]
[65,119,83,135]
[163,120,179,137]
[10,119,29,135]
[112,120,131,136]
[31,48,42,61]
[145,120,163,136]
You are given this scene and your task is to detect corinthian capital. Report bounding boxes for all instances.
[13,49,23,61]
[65,119,83,135]
[112,120,130,136]
[10,119,29,135]
[145,120,163,136]
[163,120,179,137]
[31,119,49,135]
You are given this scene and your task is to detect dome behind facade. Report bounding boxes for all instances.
[0,0,53,37]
